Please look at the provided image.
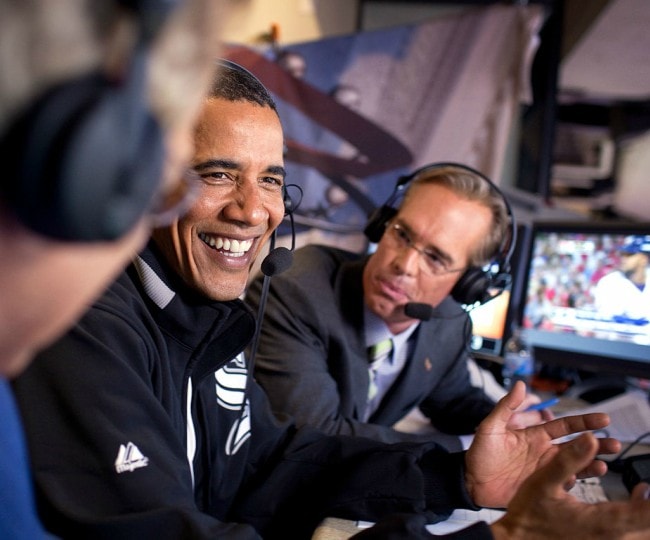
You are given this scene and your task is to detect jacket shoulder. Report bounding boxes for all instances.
[291,244,359,273]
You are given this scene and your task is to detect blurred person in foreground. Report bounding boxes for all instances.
[11,62,650,539]
[0,0,227,537]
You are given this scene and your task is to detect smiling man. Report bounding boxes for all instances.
[151,85,286,301]
[12,61,292,539]
[12,64,648,540]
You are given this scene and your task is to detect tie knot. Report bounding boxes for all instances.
[368,337,393,363]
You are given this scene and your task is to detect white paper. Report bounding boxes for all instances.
[556,390,650,443]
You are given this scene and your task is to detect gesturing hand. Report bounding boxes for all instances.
[490,433,650,540]
[506,392,554,430]
[465,381,620,508]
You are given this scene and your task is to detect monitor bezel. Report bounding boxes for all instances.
[515,219,650,380]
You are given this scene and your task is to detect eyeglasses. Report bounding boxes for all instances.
[383,222,466,276]
[148,169,201,228]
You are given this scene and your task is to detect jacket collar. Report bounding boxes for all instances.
[130,240,257,381]
[336,256,367,352]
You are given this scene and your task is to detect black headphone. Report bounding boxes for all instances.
[364,162,516,306]
[0,0,179,241]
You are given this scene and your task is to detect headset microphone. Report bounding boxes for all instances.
[245,232,291,406]
[245,182,300,401]
[258,182,300,276]
[404,301,477,321]
[404,302,433,321]
[261,245,292,277]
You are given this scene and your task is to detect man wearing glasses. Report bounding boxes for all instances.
[248,164,548,450]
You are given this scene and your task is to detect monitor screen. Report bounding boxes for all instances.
[517,220,650,379]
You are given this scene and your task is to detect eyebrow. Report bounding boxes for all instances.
[193,159,237,172]
[396,219,454,266]
[194,159,286,180]
[266,165,287,179]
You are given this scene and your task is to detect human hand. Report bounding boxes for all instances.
[465,381,620,508]
[489,433,650,540]
[506,393,555,430]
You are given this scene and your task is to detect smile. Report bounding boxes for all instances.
[198,233,253,258]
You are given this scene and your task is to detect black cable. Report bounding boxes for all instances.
[608,431,650,473]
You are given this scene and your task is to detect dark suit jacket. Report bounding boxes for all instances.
[247,244,496,449]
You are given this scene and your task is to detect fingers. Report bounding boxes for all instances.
[630,482,650,501]
[575,459,608,479]
[594,436,622,456]
[551,435,619,480]
[535,433,599,496]
[570,436,618,478]
[540,412,610,441]
[517,393,541,410]
[482,380,527,430]
[500,380,527,411]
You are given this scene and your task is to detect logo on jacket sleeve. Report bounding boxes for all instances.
[115,442,149,473]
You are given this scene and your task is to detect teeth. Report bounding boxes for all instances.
[199,233,252,257]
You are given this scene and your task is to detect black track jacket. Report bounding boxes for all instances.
[13,241,492,539]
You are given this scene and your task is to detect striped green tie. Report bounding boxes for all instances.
[367,338,394,402]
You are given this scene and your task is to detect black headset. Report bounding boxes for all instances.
[0,0,179,241]
[364,162,516,306]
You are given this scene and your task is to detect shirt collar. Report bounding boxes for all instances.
[363,304,419,351]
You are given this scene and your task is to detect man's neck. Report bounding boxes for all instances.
[386,319,418,336]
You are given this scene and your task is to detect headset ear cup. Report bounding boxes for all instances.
[55,73,163,240]
[364,205,397,243]
[1,75,106,238]
[451,267,491,305]
[1,68,163,241]
[283,189,294,216]
[452,266,511,305]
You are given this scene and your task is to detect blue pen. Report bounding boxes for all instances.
[525,397,559,412]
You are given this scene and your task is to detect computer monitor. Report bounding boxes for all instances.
[469,224,531,360]
[516,220,650,380]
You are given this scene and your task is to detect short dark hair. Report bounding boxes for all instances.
[209,61,277,112]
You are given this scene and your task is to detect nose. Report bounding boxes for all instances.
[222,179,266,226]
[393,244,421,276]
